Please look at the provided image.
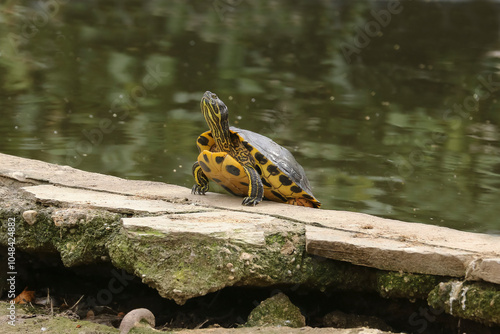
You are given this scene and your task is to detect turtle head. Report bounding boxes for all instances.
[200,91,231,151]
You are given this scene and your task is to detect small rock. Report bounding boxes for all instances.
[240,252,253,261]
[52,208,87,226]
[280,240,295,255]
[245,292,305,328]
[22,210,38,225]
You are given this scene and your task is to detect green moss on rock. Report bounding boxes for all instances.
[265,232,287,246]
[53,210,122,266]
[376,271,442,299]
[0,204,122,267]
[245,292,306,328]
[108,227,242,304]
[0,211,58,252]
[428,280,500,326]
[108,220,381,305]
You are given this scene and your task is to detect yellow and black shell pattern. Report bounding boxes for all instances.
[195,126,321,208]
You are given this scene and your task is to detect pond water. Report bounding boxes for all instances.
[1,1,500,234]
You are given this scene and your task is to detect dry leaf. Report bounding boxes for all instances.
[14,287,35,304]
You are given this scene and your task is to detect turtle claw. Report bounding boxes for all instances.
[192,184,209,195]
[242,196,261,206]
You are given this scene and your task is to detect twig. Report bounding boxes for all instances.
[47,288,53,316]
[194,319,209,329]
[103,305,119,314]
[70,295,85,311]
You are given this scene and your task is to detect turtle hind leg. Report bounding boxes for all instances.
[241,166,263,206]
[192,161,209,195]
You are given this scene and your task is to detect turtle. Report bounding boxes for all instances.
[191,91,321,208]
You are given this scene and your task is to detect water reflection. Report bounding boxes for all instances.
[1,0,499,233]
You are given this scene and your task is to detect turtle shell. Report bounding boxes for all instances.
[232,127,312,190]
[231,127,320,207]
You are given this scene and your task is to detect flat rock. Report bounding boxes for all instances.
[109,215,310,304]
[122,211,276,246]
[306,225,472,277]
[1,153,500,285]
[22,184,204,214]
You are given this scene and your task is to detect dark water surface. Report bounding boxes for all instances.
[1,1,500,233]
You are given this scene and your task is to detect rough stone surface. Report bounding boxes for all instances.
[428,280,500,326]
[375,272,442,300]
[1,153,500,326]
[107,213,379,304]
[466,258,500,285]
[245,293,306,328]
[306,226,472,277]
[1,153,499,285]
[24,184,205,214]
[108,213,310,304]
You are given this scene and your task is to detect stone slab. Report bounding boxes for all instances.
[306,226,471,277]
[2,153,500,285]
[22,184,205,214]
[0,152,189,200]
[466,258,500,284]
[122,211,283,246]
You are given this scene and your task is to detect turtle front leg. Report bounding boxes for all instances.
[192,161,209,195]
[241,166,264,206]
